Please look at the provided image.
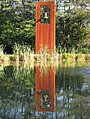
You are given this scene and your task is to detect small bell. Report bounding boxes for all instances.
[44,12,48,19]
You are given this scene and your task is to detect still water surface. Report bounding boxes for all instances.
[0,62,90,119]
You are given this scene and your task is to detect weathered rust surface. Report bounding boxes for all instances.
[36,66,55,112]
[36,2,56,53]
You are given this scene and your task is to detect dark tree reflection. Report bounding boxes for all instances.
[0,65,36,118]
[0,64,90,119]
[55,67,90,119]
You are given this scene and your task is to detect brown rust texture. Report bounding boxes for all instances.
[36,2,56,53]
[36,66,55,112]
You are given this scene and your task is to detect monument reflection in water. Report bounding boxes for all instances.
[36,65,55,112]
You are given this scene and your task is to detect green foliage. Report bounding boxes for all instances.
[56,8,90,53]
[0,0,90,54]
[0,0,35,49]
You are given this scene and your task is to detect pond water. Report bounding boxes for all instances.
[0,61,90,119]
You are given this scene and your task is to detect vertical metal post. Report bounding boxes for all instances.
[36,2,56,53]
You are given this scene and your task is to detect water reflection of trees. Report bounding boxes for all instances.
[56,67,84,92]
[0,65,90,118]
[0,65,36,118]
[55,67,90,119]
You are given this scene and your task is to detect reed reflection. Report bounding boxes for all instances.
[36,65,56,112]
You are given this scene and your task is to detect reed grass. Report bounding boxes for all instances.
[0,44,90,64]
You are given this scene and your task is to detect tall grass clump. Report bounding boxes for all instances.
[12,43,34,63]
[7,43,90,64]
[57,46,90,62]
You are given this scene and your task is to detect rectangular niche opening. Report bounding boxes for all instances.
[40,6,50,24]
[40,90,50,108]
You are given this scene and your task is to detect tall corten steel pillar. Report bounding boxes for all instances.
[36,2,56,53]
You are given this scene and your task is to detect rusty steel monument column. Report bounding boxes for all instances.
[36,2,56,53]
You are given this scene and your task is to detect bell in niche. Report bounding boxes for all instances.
[44,12,48,19]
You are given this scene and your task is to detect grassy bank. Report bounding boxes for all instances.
[0,53,90,64]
